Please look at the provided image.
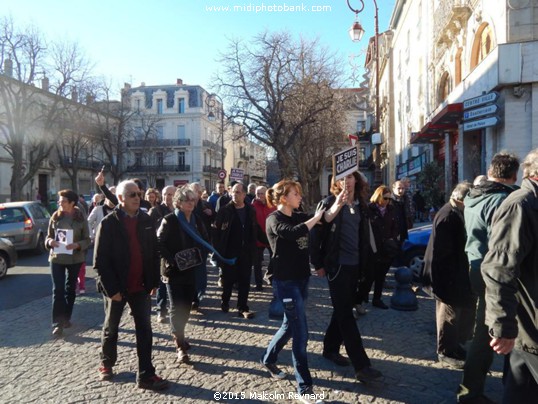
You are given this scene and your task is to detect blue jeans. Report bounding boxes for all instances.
[100,291,155,381]
[262,278,312,394]
[51,262,81,328]
[268,280,284,319]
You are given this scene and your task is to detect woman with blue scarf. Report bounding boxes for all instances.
[157,186,209,365]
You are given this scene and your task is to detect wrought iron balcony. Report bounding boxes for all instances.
[126,164,191,173]
[61,157,102,170]
[202,165,222,173]
[202,139,221,152]
[126,138,191,147]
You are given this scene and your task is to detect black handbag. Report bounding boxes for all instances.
[174,247,202,271]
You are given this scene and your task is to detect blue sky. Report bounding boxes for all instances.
[4,0,396,96]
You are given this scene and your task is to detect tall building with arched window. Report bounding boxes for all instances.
[379,0,538,199]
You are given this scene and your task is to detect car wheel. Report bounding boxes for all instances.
[0,253,8,279]
[404,247,425,282]
[33,233,47,255]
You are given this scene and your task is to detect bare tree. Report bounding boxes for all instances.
[0,16,93,201]
[215,30,345,202]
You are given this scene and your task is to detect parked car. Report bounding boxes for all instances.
[401,224,432,281]
[0,237,17,279]
[0,201,51,254]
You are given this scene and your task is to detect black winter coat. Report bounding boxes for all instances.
[94,208,160,298]
[157,211,209,285]
[310,195,373,278]
[422,201,474,307]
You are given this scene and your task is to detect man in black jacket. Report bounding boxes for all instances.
[423,181,475,369]
[213,182,257,319]
[482,149,538,403]
[94,180,168,391]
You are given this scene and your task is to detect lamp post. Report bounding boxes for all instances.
[347,0,379,132]
[206,93,225,181]
[347,0,381,183]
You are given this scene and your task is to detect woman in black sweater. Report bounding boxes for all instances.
[260,179,325,398]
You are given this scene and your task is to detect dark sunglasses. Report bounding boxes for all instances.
[126,191,142,198]
[383,197,391,201]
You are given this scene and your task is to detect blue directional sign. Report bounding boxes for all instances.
[463,91,499,110]
[463,104,499,121]
[463,116,500,132]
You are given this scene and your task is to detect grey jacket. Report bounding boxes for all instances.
[482,178,538,355]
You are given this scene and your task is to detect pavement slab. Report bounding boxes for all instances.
[0,266,503,403]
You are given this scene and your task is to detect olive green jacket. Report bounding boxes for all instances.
[46,207,90,265]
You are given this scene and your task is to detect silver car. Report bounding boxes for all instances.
[0,201,51,254]
[0,237,17,279]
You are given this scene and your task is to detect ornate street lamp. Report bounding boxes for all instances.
[347,0,379,132]
[206,93,225,171]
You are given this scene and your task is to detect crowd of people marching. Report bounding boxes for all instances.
[44,148,538,403]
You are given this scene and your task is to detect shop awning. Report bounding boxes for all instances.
[410,103,463,144]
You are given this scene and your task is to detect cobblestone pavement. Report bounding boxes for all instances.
[0,265,503,404]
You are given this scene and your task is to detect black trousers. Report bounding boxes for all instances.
[503,349,538,404]
[324,264,371,372]
[221,253,252,312]
[358,255,392,303]
[100,291,155,380]
[435,300,475,355]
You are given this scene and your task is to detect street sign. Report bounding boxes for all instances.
[348,134,358,146]
[217,169,227,180]
[463,104,499,121]
[332,145,359,181]
[463,91,499,110]
[229,167,244,182]
[463,116,501,132]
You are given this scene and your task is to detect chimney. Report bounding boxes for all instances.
[140,82,145,87]
[123,82,131,91]
[4,59,13,77]
[71,87,78,101]
[41,77,49,91]
[177,78,183,85]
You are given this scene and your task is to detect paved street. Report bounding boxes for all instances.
[0,261,503,404]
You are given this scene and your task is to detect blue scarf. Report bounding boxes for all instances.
[175,209,236,265]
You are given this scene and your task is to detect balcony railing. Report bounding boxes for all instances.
[126,138,191,147]
[126,164,191,173]
[203,139,220,152]
[202,165,222,173]
[62,157,102,170]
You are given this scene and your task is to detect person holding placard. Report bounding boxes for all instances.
[310,172,383,383]
[45,189,91,337]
